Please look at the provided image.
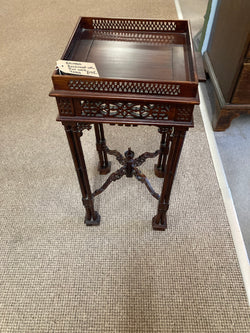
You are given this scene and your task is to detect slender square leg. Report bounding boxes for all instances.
[64,122,100,226]
[94,124,111,175]
[152,127,187,230]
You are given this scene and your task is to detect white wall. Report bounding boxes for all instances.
[201,0,219,54]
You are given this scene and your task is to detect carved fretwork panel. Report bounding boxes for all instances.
[91,18,177,32]
[77,99,170,120]
[68,79,181,96]
[175,105,193,122]
[56,97,74,116]
[92,30,177,45]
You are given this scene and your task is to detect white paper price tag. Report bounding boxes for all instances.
[56,60,99,77]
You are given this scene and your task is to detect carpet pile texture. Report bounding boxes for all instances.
[0,0,249,332]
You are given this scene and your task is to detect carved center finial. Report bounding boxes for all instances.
[125,147,135,160]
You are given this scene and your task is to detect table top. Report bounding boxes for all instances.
[67,29,189,82]
[51,17,199,103]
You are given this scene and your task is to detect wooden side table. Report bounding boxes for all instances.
[50,17,199,230]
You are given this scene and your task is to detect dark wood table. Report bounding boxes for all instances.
[50,17,199,230]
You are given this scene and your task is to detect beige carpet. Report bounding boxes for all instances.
[0,0,249,332]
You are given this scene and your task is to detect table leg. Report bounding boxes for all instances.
[64,123,100,226]
[152,127,187,230]
[94,124,111,174]
[154,127,172,178]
